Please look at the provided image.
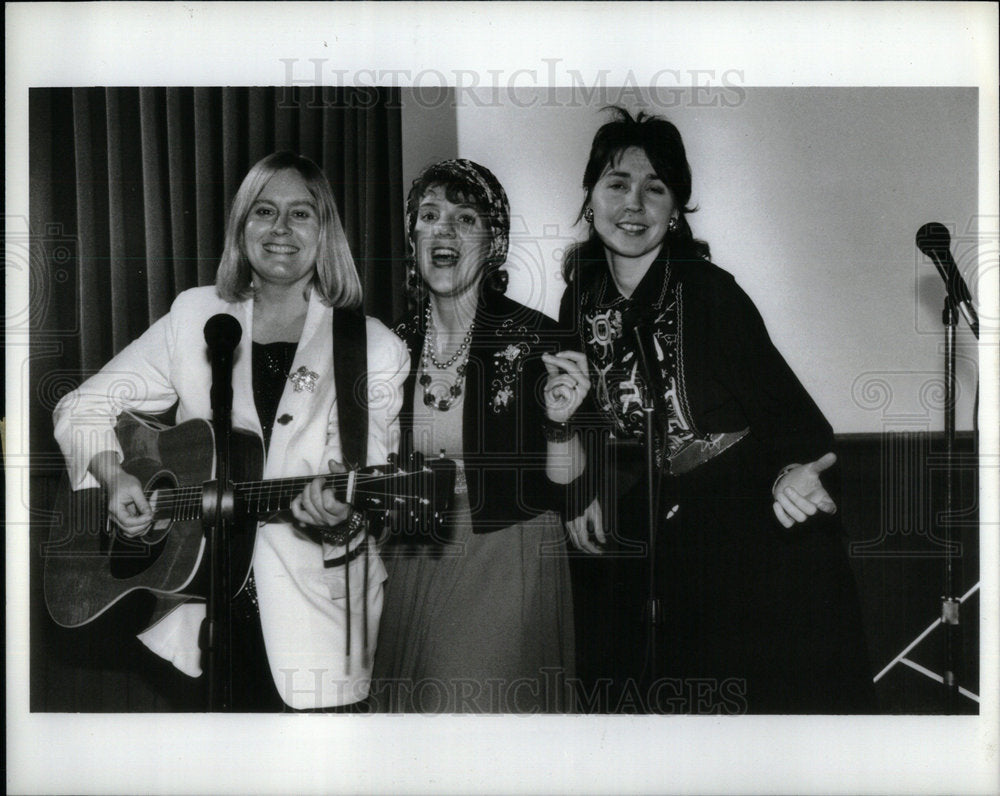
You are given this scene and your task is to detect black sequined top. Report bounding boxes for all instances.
[251,341,298,451]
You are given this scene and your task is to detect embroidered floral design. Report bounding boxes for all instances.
[492,385,514,410]
[499,343,522,362]
[489,321,538,414]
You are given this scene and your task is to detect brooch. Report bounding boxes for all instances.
[289,365,320,392]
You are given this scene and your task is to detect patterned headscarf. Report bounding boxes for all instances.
[406,159,510,271]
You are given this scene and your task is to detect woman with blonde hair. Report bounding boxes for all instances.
[53,151,408,711]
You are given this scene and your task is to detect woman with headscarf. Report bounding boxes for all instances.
[371,159,590,713]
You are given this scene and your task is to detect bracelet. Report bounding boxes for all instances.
[320,509,366,546]
[772,464,800,495]
[543,419,576,443]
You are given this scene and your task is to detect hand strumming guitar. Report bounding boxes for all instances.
[88,450,154,538]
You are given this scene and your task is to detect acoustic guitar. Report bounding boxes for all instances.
[44,411,455,627]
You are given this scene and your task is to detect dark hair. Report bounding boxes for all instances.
[404,159,510,302]
[564,107,710,283]
[215,151,361,308]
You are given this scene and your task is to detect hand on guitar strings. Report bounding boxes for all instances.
[88,450,154,538]
[291,458,353,529]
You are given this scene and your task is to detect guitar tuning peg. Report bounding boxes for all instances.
[386,452,398,471]
[409,451,425,470]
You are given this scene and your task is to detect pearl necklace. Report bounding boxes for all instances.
[419,303,474,411]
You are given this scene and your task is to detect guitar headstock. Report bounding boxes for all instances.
[354,453,456,542]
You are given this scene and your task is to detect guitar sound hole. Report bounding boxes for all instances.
[107,531,169,580]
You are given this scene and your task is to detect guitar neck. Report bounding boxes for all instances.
[147,464,445,526]
[153,472,359,523]
[233,472,353,517]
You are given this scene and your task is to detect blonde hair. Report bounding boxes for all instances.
[215,151,362,308]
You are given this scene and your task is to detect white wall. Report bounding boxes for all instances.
[402,87,980,433]
[400,88,459,197]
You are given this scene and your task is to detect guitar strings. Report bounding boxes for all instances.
[156,471,434,499]
[141,472,438,517]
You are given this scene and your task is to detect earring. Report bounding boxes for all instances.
[583,208,594,224]
[668,217,680,233]
[405,257,423,292]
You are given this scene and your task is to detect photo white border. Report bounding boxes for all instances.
[6,3,999,794]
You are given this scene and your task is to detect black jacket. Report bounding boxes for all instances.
[393,290,571,533]
[558,239,835,490]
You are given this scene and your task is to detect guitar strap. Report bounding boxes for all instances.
[332,306,370,668]
[332,307,368,469]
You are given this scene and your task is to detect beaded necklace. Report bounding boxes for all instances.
[418,302,474,411]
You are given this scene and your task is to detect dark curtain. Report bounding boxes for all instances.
[29,85,406,456]
[28,86,406,711]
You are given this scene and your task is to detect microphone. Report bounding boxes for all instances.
[204,313,243,355]
[204,314,243,418]
[916,222,979,338]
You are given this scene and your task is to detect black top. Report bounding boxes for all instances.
[251,341,298,452]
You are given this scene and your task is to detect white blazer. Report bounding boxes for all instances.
[53,285,409,708]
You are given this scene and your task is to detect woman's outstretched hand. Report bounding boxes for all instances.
[566,497,605,554]
[542,350,591,424]
[291,459,353,528]
[772,452,838,528]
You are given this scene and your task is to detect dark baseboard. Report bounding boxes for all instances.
[29,430,981,712]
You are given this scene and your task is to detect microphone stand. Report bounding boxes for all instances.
[641,402,662,694]
[940,295,961,713]
[202,320,240,712]
[203,411,234,710]
[632,326,664,703]
[916,225,977,712]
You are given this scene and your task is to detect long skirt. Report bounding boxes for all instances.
[372,499,575,713]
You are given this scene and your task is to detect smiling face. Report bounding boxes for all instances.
[411,184,490,300]
[243,168,320,291]
[588,146,678,275]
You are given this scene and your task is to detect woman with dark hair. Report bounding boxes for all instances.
[53,151,409,711]
[371,159,590,713]
[561,109,875,713]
